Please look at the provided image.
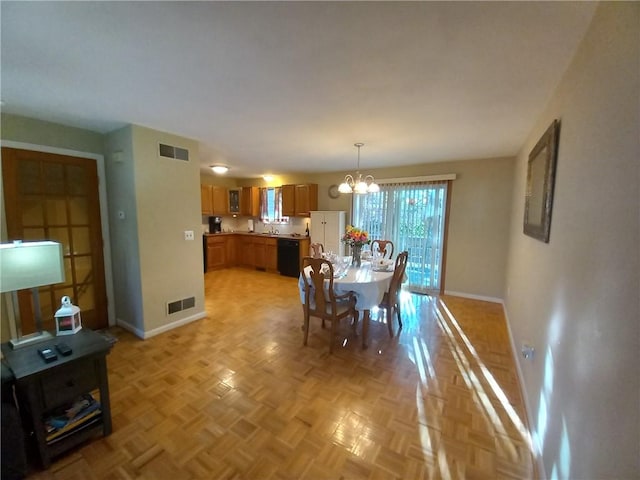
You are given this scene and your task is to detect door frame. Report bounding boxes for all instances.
[1,140,116,327]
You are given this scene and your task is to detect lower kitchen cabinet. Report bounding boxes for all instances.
[265,238,278,271]
[253,237,266,269]
[205,235,227,271]
[204,234,306,274]
[226,236,237,266]
[240,235,254,267]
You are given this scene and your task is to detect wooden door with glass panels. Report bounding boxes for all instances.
[2,147,108,333]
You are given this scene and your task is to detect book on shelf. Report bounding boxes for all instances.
[44,392,102,442]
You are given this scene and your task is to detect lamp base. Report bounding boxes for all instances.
[9,331,53,350]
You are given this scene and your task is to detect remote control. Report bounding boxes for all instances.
[38,347,58,363]
[55,343,72,356]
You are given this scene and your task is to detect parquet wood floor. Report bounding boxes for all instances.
[27,268,536,479]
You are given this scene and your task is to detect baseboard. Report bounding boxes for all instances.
[116,310,207,340]
[115,318,145,339]
[502,303,547,480]
[443,290,503,304]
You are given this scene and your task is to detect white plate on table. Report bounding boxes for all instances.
[372,260,394,272]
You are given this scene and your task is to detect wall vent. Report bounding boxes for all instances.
[166,296,196,315]
[167,300,182,315]
[158,143,189,161]
[182,296,195,310]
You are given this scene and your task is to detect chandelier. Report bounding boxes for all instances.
[338,143,379,194]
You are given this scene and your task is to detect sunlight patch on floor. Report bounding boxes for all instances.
[433,304,519,462]
[409,305,450,479]
[438,299,535,455]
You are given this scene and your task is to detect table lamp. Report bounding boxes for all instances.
[0,240,66,349]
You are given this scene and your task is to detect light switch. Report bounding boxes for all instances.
[184,230,194,241]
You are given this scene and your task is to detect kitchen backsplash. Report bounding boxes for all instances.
[201,216,309,236]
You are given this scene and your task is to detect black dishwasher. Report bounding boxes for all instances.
[277,239,300,277]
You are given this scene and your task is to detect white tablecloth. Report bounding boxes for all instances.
[298,262,393,311]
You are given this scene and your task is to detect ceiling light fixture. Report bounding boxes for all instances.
[338,143,379,194]
[262,174,274,182]
[211,165,229,174]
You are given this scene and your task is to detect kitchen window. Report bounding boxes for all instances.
[260,187,289,224]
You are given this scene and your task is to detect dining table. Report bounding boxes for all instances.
[298,259,394,348]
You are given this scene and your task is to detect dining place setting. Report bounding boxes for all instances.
[299,226,409,352]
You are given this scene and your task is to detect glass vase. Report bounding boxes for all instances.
[352,244,362,268]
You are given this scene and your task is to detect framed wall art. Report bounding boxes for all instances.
[523,119,560,243]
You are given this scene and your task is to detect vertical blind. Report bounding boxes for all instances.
[353,181,448,293]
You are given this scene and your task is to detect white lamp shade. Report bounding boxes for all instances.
[354,181,369,194]
[211,165,229,174]
[0,241,65,293]
[338,182,353,193]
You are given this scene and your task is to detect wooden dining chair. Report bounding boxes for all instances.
[310,242,324,258]
[371,240,394,260]
[300,257,357,353]
[379,251,408,337]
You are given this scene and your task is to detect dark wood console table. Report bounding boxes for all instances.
[1,329,113,468]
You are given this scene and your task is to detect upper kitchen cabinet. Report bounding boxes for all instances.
[212,186,228,215]
[201,185,213,215]
[228,189,240,215]
[201,185,228,215]
[282,184,318,217]
[241,186,260,217]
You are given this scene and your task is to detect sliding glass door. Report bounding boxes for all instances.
[353,181,449,294]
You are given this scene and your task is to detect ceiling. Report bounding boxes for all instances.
[1,1,597,178]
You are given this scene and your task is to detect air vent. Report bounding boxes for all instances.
[167,300,182,315]
[166,296,196,315]
[158,143,189,161]
[182,296,195,310]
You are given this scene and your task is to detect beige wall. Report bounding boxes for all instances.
[0,113,104,154]
[105,125,206,336]
[504,3,639,477]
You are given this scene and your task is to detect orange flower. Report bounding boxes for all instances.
[341,225,370,246]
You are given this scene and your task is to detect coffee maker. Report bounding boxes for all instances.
[209,216,222,234]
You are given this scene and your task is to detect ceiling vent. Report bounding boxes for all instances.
[158,143,189,162]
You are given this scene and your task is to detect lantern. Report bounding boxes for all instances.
[54,296,82,335]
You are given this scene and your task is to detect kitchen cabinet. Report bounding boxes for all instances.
[201,185,229,216]
[201,185,213,215]
[265,238,278,271]
[212,186,228,215]
[295,184,318,216]
[310,211,345,256]
[241,186,260,217]
[228,189,240,215]
[281,185,295,217]
[282,184,318,217]
[206,235,227,271]
[252,237,267,269]
[226,235,237,266]
[239,235,254,267]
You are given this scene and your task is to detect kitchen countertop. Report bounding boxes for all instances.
[204,232,309,240]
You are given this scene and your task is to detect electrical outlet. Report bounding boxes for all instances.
[521,343,535,360]
[184,230,194,241]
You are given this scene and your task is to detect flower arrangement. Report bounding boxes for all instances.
[341,225,370,247]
